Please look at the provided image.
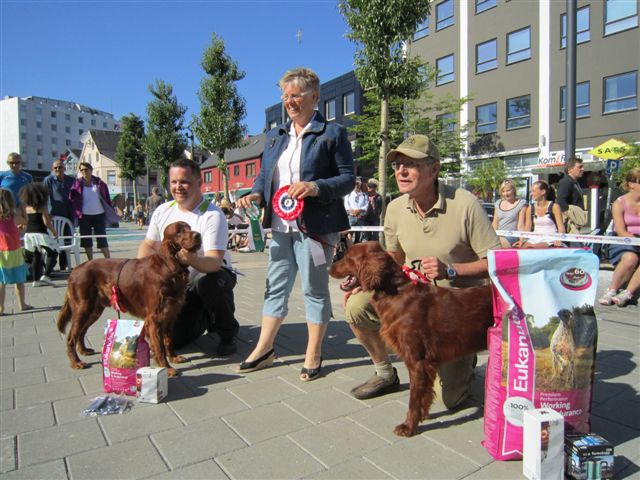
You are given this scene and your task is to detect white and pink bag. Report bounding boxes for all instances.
[102,319,150,396]
[484,248,599,460]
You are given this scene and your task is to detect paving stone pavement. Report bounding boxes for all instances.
[0,239,639,479]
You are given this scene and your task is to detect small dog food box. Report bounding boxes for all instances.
[523,408,565,480]
[565,433,614,479]
[136,367,168,403]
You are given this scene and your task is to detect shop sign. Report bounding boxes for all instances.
[537,151,582,167]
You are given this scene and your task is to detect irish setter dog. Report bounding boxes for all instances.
[57,221,201,376]
[330,241,494,437]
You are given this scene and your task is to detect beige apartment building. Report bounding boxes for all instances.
[408,0,639,201]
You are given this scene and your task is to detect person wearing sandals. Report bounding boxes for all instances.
[492,179,527,247]
[235,67,355,381]
[599,167,640,308]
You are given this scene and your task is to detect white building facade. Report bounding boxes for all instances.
[0,95,119,174]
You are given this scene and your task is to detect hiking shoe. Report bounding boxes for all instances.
[598,289,618,306]
[217,337,238,356]
[612,290,633,307]
[350,368,400,400]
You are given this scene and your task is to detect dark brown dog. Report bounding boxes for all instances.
[57,221,201,376]
[330,241,494,437]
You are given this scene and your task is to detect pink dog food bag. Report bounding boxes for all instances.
[103,319,150,396]
[484,249,599,460]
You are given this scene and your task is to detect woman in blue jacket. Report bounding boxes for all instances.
[236,67,355,381]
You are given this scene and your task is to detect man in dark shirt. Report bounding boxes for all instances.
[556,157,587,234]
[43,160,75,270]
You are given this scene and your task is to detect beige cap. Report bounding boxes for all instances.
[386,134,440,162]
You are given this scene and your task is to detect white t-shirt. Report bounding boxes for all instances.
[146,198,232,280]
[82,185,105,215]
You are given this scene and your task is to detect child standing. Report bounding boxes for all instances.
[135,201,145,229]
[0,189,32,314]
[19,183,58,287]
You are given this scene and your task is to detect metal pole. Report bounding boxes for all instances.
[565,0,577,159]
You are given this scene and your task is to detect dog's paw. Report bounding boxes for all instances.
[71,361,88,370]
[170,355,187,364]
[79,348,97,356]
[393,423,417,437]
[166,367,180,377]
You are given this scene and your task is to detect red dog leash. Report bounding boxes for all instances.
[110,259,131,317]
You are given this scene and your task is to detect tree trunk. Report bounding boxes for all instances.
[223,171,230,202]
[378,97,390,246]
[133,178,139,205]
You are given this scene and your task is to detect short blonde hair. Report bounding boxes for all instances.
[279,67,320,96]
[499,179,517,195]
[622,167,640,191]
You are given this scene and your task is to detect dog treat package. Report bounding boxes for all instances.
[484,249,599,461]
[523,408,564,480]
[136,367,168,403]
[102,319,150,396]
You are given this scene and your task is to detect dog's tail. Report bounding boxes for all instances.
[56,292,72,333]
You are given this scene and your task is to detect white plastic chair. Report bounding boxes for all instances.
[52,216,81,270]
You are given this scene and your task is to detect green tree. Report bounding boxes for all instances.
[340,0,430,225]
[465,158,507,201]
[144,79,187,192]
[114,114,146,203]
[613,138,640,184]
[193,33,247,202]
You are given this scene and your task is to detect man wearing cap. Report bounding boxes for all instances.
[0,153,33,207]
[344,134,500,406]
[364,178,382,241]
[43,159,75,271]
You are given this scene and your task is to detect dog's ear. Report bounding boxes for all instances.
[358,250,394,291]
[161,223,183,256]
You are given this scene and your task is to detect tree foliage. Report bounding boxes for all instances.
[613,138,640,183]
[193,33,247,201]
[465,158,507,201]
[340,0,430,227]
[144,79,187,191]
[114,113,146,202]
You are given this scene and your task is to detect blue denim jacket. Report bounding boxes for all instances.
[252,111,355,236]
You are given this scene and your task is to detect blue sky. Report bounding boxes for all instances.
[0,0,357,135]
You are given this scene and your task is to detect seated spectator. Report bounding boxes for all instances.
[222,206,248,250]
[492,179,527,247]
[599,167,640,307]
[514,180,565,248]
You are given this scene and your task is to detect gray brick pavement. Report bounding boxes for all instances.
[0,240,638,479]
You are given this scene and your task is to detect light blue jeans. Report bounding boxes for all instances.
[263,230,339,325]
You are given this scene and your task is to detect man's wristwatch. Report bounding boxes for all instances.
[446,263,457,280]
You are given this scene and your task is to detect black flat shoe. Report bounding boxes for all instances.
[300,357,323,382]
[235,349,275,373]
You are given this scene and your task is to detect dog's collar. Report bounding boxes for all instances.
[401,265,430,285]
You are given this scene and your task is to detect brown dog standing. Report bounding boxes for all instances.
[57,221,201,376]
[330,241,494,436]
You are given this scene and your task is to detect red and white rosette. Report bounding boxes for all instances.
[273,185,304,221]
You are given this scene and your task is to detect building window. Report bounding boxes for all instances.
[476,102,497,134]
[51,150,57,159]
[476,0,496,14]
[20,133,26,140]
[561,6,590,48]
[36,107,42,115]
[603,71,637,113]
[79,129,84,135]
[91,119,96,126]
[506,95,531,129]
[51,137,57,144]
[78,116,84,124]
[560,81,590,120]
[36,121,42,129]
[36,135,42,142]
[37,148,42,156]
[604,0,638,36]
[246,163,256,177]
[436,113,456,133]
[233,165,240,176]
[51,124,57,132]
[269,121,278,130]
[413,17,429,40]
[204,171,212,183]
[65,113,71,121]
[476,39,497,73]
[50,111,57,118]
[436,0,454,30]
[436,54,455,85]
[20,118,26,126]
[506,27,531,64]
[107,170,116,185]
[343,92,355,115]
[65,126,71,133]
[103,122,108,128]
[65,139,71,146]
[325,99,336,120]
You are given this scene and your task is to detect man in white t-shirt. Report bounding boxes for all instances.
[137,159,239,356]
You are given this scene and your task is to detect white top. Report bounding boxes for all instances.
[271,121,310,233]
[82,185,104,215]
[344,190,368,212]
[146,198,232,281]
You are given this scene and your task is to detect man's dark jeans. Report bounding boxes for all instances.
[172,268,239,349]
